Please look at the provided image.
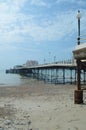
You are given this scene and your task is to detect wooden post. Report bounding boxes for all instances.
[56,68,58,84]
[63,68,65,84]
[70,69,72,84]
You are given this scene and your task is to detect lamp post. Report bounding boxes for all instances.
[76,10,81,90]
[74,10,83,104]
[49,52,51,64]
[76,10,81,45]
[44,58,46,64]
[54,56,56,63]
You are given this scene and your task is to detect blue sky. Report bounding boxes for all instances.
[0,0,86,69]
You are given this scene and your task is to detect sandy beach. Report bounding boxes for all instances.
[0,80,86,130]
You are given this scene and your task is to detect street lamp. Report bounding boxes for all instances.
[76,10,81,45]
[54,56,56,63]
[74,10,83,104]
[76,10,82,90]
[49,52,51,63]
[44,58,46,64]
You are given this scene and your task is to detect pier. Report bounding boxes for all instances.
[6,61,86,85]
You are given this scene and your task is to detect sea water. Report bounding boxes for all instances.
[0,69,85,86]
[0,69,32,86]
[0,70,20,86]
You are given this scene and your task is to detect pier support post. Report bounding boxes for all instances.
[74,90,83,104]
[77,59,81,90]
[74,59,83,104]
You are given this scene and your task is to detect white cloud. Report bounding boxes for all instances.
[0,0,29,43]
[0,9,79,43]
[56,0,86,5]
[31,0,47,6]
[56,0,68,3]
[0,0,86,46]
[20,9,86,42]
[20,11,76,41]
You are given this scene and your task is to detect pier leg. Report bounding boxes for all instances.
[63,68,65,84]
[74,59,83,104]
[77,59,81,90]
[74,90,83,104]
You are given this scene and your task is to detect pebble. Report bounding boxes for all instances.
[0,105,33,130]
[0,117,33,130]
[0,126,4,130]
[4,120,12,125]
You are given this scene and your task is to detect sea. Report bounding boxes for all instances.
[0,69,85,86]
[0,69,32,87]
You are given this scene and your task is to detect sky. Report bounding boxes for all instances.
[0,0,86,69]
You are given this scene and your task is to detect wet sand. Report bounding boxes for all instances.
[0,80,86,130]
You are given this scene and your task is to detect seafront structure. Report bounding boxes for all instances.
[73,10,86,104]
[73,43,86,104]
[6,60,86,85]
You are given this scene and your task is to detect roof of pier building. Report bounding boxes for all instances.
[73,43,86,59]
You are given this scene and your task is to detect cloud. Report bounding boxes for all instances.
[0,0,29,43]
[0,0,29,26]
[0,9,78,44]
[20,11,76,42]
[56,0,85,4]
[31,0,47,6]
[0,0,86,46]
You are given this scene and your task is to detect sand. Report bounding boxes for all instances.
[0,80,86,130]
